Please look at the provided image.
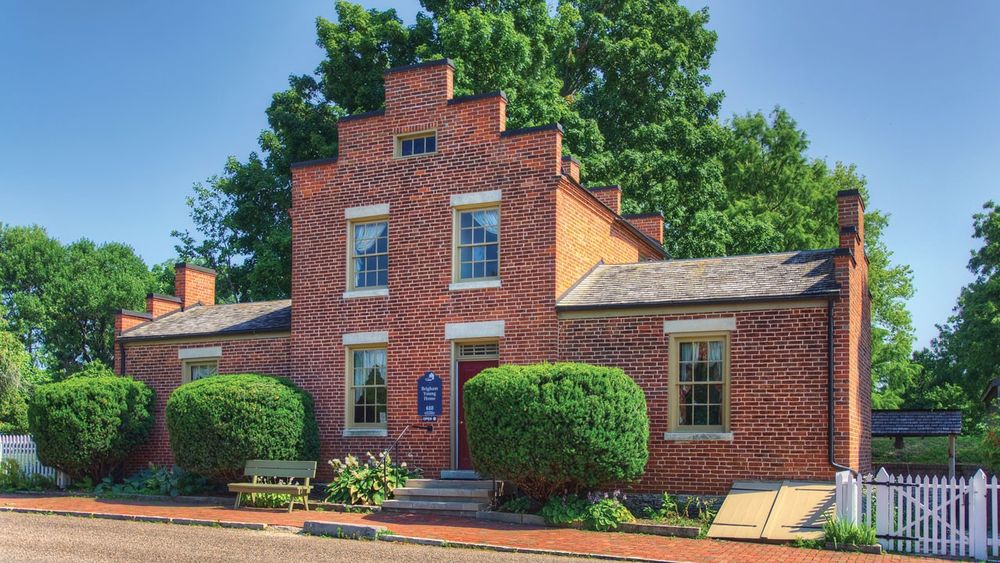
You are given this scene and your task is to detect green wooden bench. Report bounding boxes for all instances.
[228,459,317,512]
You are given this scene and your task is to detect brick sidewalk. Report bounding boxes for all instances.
[0,494,942,562]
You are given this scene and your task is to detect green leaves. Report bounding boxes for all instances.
[27,374,154,482]
[913,201,1000,424]
[0,224,153,375]
[165,374,319,482]
[463,362,649,501]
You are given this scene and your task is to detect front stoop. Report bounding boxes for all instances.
[382,478,496,517]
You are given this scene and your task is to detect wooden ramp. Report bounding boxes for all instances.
[707,480,834,542]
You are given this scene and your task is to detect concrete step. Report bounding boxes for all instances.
[381,499,488,514]
[393,488,491,503]
[440,470,480,480]
[405,478,496,490]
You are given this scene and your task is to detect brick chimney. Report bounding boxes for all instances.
[384,59,454,112]
[561,155,580,183]
[831,188,871,472]
[175,263,216,310]
[146,293,182,318]
[114,309,151,337]
[624,213,664,245]
[837,189,865,251]
[589,186,622,215]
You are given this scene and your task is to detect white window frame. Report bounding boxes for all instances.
[667,332,731,434]
[344,345,388,435]
[344,205,390,299]
[451,203,501,289]
[182,359,219,384]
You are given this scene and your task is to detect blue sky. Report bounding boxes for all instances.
[1,1,997,347]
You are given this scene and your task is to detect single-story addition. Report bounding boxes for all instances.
[114,59,872,495]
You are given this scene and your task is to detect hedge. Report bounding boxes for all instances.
[464,362,649,501]
[27,375,153,482]
[166,374,319,482]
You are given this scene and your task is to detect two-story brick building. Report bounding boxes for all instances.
[114,59,871,495]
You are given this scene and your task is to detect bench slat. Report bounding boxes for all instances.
[243,459,317,479]
[228,483,311,494]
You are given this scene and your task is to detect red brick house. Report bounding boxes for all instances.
[114,59,871,495]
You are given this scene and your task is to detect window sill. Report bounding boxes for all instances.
[343,428,388,438]
[449,279,501,291]
[663,432,733,442]
[343,288,389,299]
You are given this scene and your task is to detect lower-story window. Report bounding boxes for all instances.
[348,347,387,428]
[183,360,218,383]
[670,334,729,432]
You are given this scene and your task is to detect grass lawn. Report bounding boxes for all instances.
[871,434,992,468]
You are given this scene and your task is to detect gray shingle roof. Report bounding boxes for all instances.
[556,249,842,310]
[120,300,291,341]
[871,410,963,437]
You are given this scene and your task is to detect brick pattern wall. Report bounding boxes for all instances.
[558,307,834,494]
[119,336,291,471]
[290,61,660,479]
[554,184,659,297]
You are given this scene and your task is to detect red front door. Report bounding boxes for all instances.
[457,359,499,470]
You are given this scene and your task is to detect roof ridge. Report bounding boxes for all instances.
[597,248,838,268]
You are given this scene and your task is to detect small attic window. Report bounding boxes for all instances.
[396,131,436,158]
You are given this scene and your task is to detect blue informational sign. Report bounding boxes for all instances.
[417,371,442,421]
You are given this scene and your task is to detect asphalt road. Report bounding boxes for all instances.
[0,512,584,562]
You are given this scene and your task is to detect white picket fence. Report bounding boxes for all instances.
[0,434,69,489]
[836,467,999,559]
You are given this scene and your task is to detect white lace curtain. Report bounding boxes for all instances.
[472,209,499,236]
[354,222,387,254]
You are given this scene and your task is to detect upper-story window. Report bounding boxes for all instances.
[456,208,499,281]
[350,220,388,289]
[396,131,436,158]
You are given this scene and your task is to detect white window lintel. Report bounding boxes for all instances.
[345,203,390,220]
[450,190,501,208]
[178,347,222,360]
[663,318,736,334]
[342,331,389,346]
[445,320,505,340]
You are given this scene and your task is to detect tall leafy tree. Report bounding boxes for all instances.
[0,224,64,360]
[0,225,152,375]
[176,1,919,398]
[912,201,1000,423]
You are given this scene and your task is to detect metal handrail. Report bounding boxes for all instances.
[381,424,432,501]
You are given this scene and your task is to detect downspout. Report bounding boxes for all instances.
[827,298,855,475]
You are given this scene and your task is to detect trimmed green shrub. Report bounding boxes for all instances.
[464,362,649,501]
[166,374,319,482]
[27,375,153,482]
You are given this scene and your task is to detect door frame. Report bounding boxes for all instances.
[450,339,500,470]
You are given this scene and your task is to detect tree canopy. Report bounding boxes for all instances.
[0,224,153,376]
[911,201,1000,424]
[173,0,918,404]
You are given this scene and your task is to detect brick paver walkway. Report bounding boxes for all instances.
[0,494,943,562]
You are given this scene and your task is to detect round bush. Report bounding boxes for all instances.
[27,375,154,482]
[166,374,319,482]
[464,362,649,501]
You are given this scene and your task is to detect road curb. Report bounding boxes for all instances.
[377,533,677,562]
[302,520,387,538]
[0,506,268,530]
